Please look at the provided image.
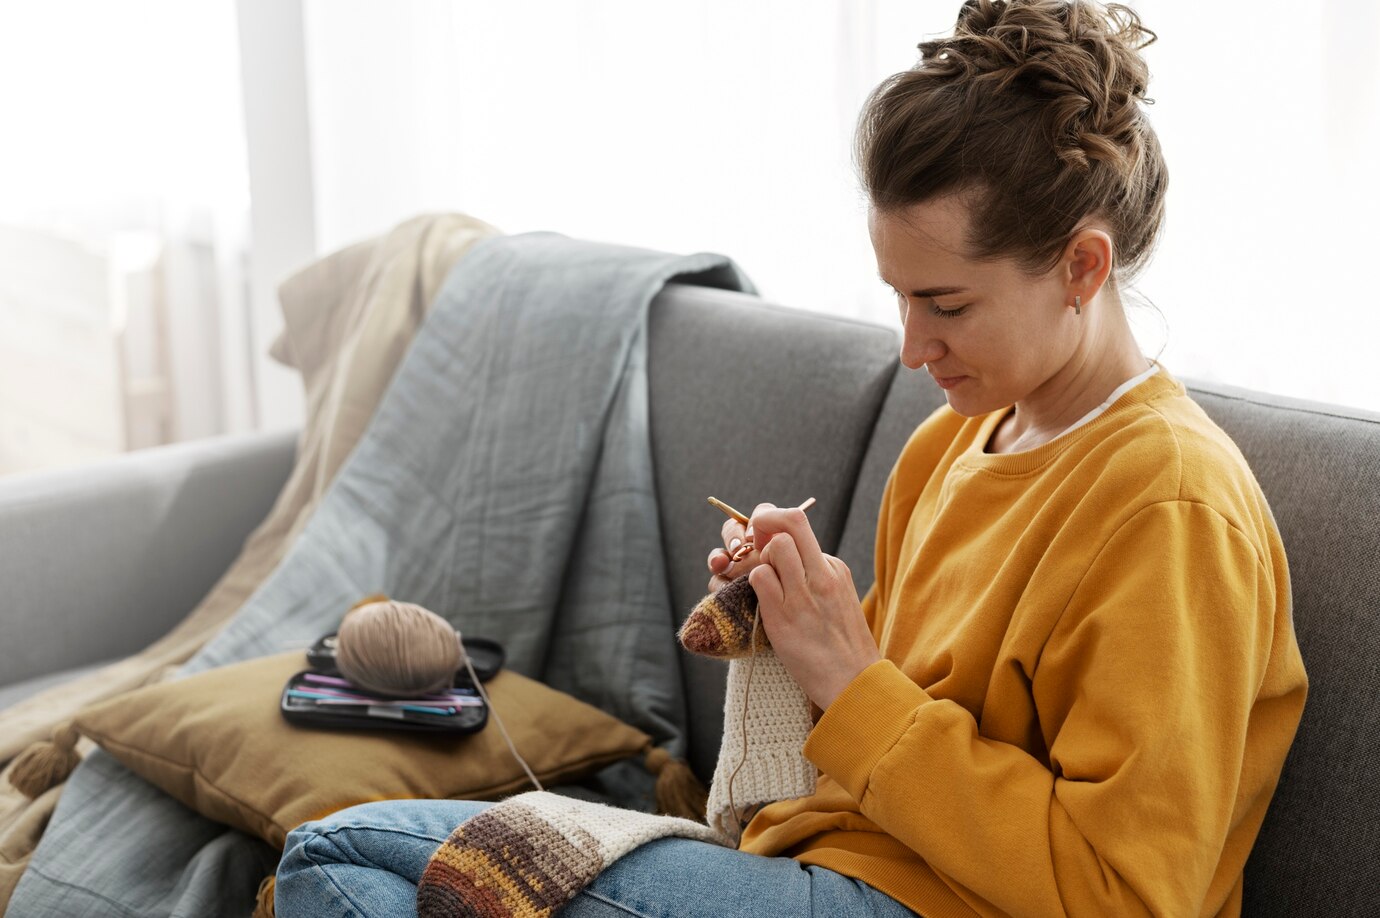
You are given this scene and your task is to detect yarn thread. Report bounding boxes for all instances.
[457,632,544,794]
[726,612,762,830]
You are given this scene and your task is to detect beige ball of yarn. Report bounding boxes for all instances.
[335,599,462,697]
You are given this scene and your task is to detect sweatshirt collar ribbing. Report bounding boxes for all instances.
[954,363,1184,476]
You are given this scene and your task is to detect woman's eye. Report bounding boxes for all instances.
[894,291,968,320]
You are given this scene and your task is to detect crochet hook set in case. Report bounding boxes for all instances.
[279,670,489,734]
[280,631,506,735]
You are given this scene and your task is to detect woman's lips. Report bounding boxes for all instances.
[932,374,967,390]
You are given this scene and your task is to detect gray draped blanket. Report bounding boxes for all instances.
[10,233,754,917]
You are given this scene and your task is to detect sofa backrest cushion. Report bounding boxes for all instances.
[647,285,898,780]
[1186,381,1380,916]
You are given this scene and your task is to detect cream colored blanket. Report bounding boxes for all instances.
[0,212,499,911]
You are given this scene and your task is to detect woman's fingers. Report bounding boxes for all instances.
[707,515,748,580]
[703,504,764,591]
[707,555,759,592]
[704,501,819,596]
[749,505,828,583]
[748,559,783,609]
[825,555,857,591]
[760,531,807,593]
[706,543,762,593]
[708,571,737,592]
[707,548,731,574]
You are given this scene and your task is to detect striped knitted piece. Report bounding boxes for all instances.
[678,574,764,658]
[416,792,723,918]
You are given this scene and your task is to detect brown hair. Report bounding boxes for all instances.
[857,0,1166,285]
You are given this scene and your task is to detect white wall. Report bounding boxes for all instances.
[1133,0,1380,407]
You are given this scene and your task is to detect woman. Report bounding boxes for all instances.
[277,2,1307,915]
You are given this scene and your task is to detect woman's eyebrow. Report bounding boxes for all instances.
[877,275,969,298]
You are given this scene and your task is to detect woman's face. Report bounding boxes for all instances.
[869,195,1082,418]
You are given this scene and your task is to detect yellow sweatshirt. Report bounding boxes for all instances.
[739,369,1308,917]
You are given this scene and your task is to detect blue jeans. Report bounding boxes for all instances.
[277,799,921,917]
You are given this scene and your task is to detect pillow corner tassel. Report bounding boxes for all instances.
[642,743,708,822]
[253,875,276,918]
[6,721,81,799]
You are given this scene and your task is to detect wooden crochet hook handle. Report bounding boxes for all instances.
[707,496,750,524]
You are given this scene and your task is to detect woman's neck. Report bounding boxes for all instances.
[988,317,1151,455]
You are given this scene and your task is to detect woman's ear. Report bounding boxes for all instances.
[1063,226,1115,304]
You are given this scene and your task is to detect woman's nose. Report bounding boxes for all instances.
[900,319,945,370]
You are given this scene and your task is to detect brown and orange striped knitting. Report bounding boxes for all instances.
[676,574,766,659]
[416,792,721,918]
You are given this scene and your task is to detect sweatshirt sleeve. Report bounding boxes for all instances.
[804,500,1278,917]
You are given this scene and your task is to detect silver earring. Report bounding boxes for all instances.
[1074,295,1082,316]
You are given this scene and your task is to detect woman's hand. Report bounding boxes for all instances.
[705,502,776,593]
[746,505,882,711]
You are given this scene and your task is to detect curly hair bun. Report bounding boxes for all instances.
[856,0,1168,283]
[928,0,1156,173]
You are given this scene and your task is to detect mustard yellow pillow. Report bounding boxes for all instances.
[73,651,651,848]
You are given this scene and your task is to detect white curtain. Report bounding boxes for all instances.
[301,0,1380,413]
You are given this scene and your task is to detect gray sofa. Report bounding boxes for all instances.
[2,283,1377,915]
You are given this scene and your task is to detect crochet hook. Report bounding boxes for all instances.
[707,495,817,524]
[708,496,817,562]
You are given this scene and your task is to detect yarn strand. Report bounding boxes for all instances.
[458,632,543,793]
[725,611,762,832]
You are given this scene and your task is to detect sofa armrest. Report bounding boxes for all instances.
[0,429,297,687]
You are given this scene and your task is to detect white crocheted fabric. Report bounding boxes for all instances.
[705,649,818,843]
